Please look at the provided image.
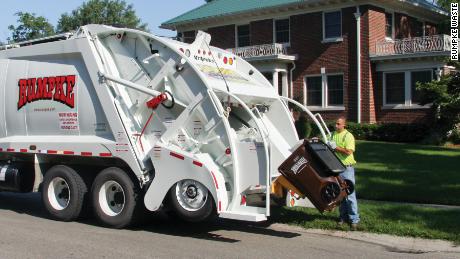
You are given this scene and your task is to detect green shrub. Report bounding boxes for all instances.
[298,118,430,143]
[448,126,460,144]
[295,115,312,139]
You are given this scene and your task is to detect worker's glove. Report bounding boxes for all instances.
[327,141,337,150]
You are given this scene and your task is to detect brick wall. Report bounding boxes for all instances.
[207,25,235,49]
[290,7,356,121]
[361,5,387,123]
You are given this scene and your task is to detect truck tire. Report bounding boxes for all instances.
[42,165,88,221]
[91,167,140,228]
[169,180,215,222]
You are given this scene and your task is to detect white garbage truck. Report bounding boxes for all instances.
[0,25,340,228]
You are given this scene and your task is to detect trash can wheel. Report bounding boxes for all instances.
[344,179,355,195]
[320,182,341,203]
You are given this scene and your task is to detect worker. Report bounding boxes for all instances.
[327,116,360,230]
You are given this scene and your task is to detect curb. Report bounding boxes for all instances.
[270,223,460,254]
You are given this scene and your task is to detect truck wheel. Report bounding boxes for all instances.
[169,179,215,222]
[42,165,88,221]
[91,167,140,228]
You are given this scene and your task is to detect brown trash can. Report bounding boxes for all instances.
[278,139,352,212]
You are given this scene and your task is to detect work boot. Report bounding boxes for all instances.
[336,219,346,228]
[350,223,358,231]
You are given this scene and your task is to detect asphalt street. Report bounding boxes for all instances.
[0,192,457,259]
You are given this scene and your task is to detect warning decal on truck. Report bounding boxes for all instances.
[58,112,79,131]
[198,65,249,83]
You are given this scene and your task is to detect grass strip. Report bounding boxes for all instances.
[355,141,460,205]
[270,200,460,244]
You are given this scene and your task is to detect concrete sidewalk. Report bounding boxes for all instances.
[270,223,460,254]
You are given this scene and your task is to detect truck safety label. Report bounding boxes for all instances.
[17,75,76,110]
[198,65,249,83]
[59,112,79,131]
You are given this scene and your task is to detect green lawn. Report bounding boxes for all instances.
[354,141,460,205]
[271,201,460,244]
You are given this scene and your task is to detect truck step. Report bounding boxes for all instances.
[244,185,267,195]
[219,211,267,222]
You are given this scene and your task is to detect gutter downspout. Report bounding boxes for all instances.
[354,6,362,123]
[290,61,296,100]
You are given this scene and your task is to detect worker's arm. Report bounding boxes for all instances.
[334,146,353,155]
[333,133,355,156]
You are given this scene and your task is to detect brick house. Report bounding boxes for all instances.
[161,0,451,124]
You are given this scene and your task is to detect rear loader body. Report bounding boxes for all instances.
[0,25,348,227]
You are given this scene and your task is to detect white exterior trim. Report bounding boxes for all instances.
[376,60,444,71]
[355,6,362,123]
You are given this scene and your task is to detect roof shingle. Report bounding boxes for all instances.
[162,0,447,28]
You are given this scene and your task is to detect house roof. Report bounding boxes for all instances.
[161,0,447,29]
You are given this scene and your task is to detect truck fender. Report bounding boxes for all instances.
[143,150,227,213]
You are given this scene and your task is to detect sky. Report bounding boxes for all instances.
[0,0,205,42]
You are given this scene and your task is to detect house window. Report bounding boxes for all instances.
[413,20,424,37]
[385,72,405,104]
[385,13,393,39]
[182,31,196,43]
[411,70,432,104]
[305,74,344,108]
[237,25,250,47]
[275,19,290,44]
[323,11,342,39]
[327,75,344,106]
[306,76,322,106]
[383,70,434,107]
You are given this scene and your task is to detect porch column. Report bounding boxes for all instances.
[436,67,442,81]
[272,71,279,90]
[281,72,289,97]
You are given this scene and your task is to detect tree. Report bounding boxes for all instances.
[8,12,55,43]
[431,0,459,32]
[417,61,460,143]
[435,0,458,10]
[56,0,147,33]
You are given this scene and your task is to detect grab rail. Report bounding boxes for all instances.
[279,96,329,143]
[212,89,271,216]
[315,113,331,138]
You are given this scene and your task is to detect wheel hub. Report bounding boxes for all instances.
[48,177,71,211]
[175,180,208,212]
[186,185,198,199]
[98,181,126,216]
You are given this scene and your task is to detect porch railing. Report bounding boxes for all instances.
[227,43,287,59]
[372,34,451,57]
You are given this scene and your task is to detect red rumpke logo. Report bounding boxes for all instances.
[17,75,76,110]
